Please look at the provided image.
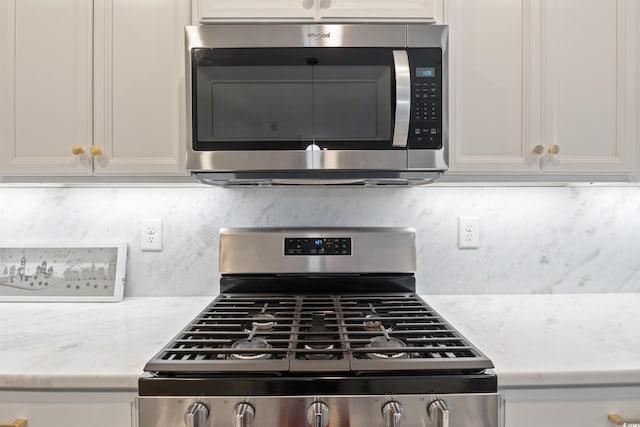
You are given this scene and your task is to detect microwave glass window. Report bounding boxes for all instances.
[195,64,391,144]
[196,66,311,141]
[312,66,391,140]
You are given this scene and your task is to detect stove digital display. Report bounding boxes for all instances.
[284,237,351,256]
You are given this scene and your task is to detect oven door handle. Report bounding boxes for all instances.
[392,50,411,148]
[427,399,450,427]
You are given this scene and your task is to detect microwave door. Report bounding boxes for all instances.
[191,48,397,153]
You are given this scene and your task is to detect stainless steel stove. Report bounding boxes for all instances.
[138,228,498,427]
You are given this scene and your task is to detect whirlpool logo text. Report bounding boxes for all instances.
[307,32,331,40]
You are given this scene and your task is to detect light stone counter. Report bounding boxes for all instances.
[0,294,638,390]
[0,297,211,390]
[424,293,640,388]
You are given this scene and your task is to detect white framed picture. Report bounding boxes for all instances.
[0,244,127,302]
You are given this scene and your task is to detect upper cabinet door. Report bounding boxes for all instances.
[447,0,636,179]
[447,0,538,175]
[318,0,439,22]
[92,0,190,175]
[196,0,441,23]
[0,0,93,175]
[538,0,636,175]
[197,0,316,22]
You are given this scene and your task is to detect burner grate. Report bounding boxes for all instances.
[144,293,493,373]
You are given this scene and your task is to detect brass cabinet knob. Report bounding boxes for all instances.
[0,419,27,427]
[608,413,640,425]
[531,145,544,155]
[547,144,560,155]
[89,146,103,157]
[71,145,85,155]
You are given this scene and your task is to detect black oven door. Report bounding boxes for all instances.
[191,48,404,151]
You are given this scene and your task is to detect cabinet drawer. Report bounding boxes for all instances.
[503,386,640,427]
[0,391,135,427]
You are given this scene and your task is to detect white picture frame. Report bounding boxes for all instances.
[0,244,127,302]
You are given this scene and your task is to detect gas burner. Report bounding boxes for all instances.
[301,311,336,360]
[365,336,408,360]
[229,337,272,360]
[248,313,277,331]
[303,342,336,360]
[363,314,382,331]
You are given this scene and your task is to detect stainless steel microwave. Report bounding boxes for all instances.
[185,24,448,186]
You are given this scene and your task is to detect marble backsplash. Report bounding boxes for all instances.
[1,185,639,296]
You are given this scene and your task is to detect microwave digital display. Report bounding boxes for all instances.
[416,67,435,78]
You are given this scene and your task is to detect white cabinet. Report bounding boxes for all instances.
[0,0,189,177]
[196,0,442,23]
[446,0,637,180]
[502,386,640,427]
[319,0,440,22]
[0,390,135,427]
[446,0,533,175]
[0,0,93,175]
[537,0,636,176]
[93,0,189,176]
[197,0,316,22]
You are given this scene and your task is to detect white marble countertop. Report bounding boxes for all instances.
[0,296,211,390]
[0,294,639,390]
[424,293,640,388]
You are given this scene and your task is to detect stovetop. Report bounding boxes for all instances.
[140,228,497,397]
[143,292,493,375]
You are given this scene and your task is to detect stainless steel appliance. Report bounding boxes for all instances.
[138,228,498,427]
[186,24,448,186]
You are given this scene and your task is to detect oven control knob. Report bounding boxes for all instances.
[306,401,330,427]
[427,399,450,427]
[233,402,255,427]
[184,402,209,427]
[382,401,404,427]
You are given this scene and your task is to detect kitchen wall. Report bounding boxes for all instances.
[1,185,639,296]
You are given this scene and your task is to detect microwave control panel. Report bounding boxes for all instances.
[407,49,443,149]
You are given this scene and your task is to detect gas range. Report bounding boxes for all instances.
[138,228,498,427]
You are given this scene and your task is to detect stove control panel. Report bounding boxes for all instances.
[284,237,351,256]
[139,394,499,427]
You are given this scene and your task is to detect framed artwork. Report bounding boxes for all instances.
[0,244,127,302]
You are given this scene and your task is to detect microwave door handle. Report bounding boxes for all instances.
[392,50,411,147]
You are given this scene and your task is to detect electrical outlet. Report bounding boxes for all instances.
[458,216,480,249]
[141,218,162,251]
